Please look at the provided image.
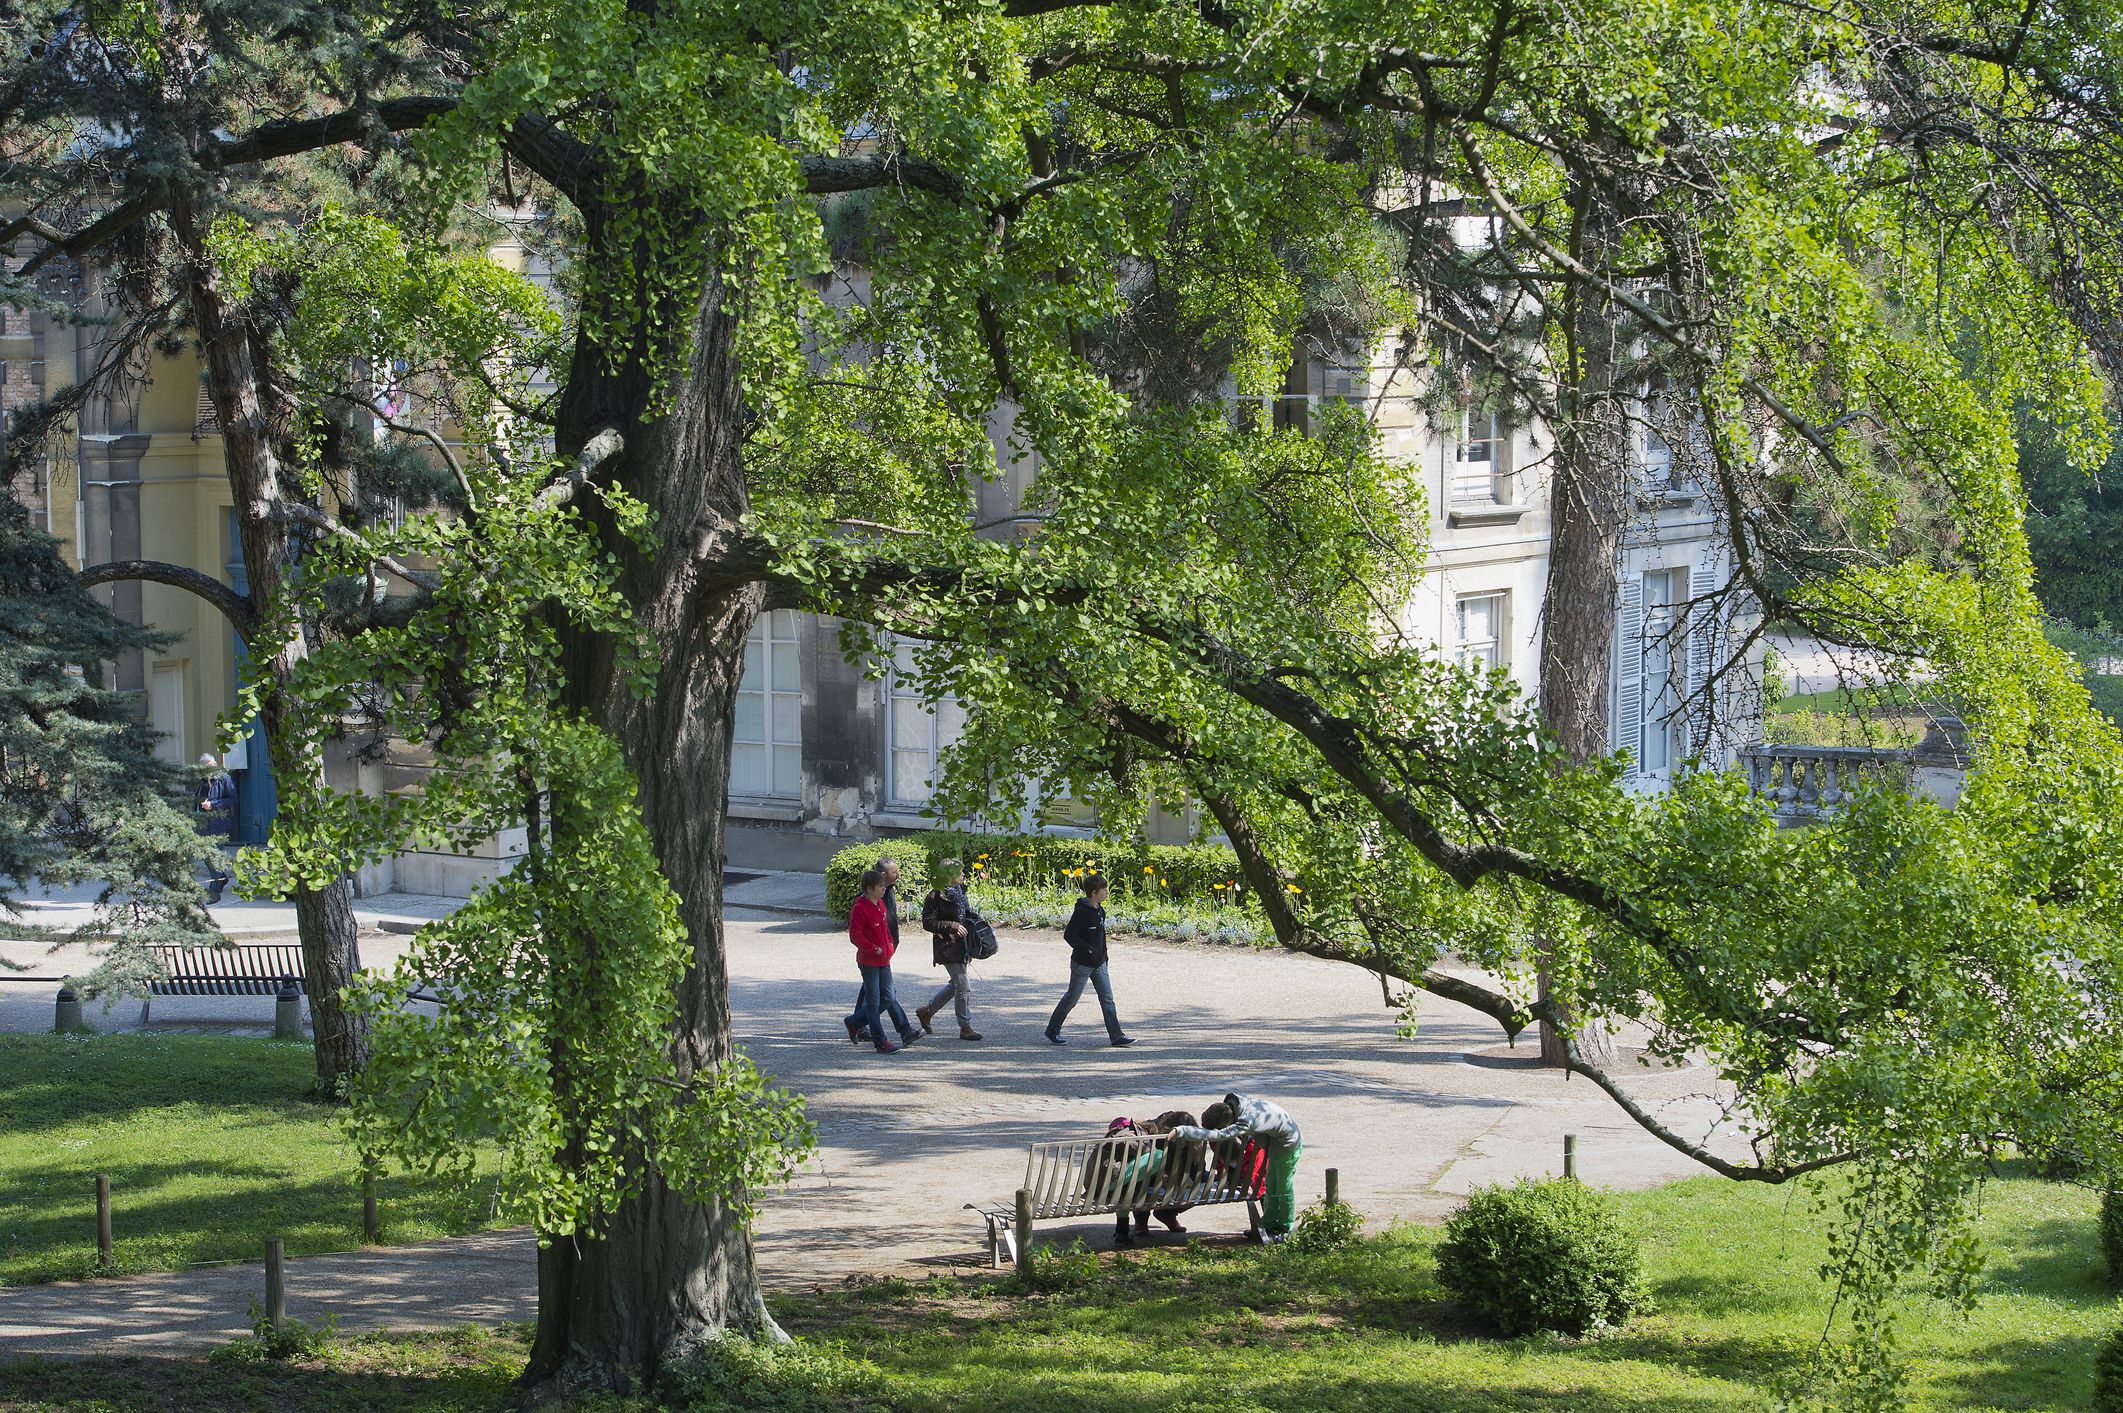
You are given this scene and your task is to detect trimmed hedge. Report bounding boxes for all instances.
[2099,1320,2123,1413]
[1435,1178,1646,1337]
[825,830,1246,920]
[2104,1187,2123,1286]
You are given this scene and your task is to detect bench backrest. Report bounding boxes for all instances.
[149,943,307,995]
[1019,1137,1259,1219]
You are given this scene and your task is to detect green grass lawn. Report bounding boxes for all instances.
[2,1175,2114,1411]
[0,1034,502,1285]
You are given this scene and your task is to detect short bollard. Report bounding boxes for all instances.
[95,1174,112,1267]
[53,986,84,1034]
[1325,1167,1340,1207]
[264,1237,286,1335]
[1563,1134,1578,1180]
[1013,1187,1034,1270]
[362,1161,380,1245]
[273,983,303,1041]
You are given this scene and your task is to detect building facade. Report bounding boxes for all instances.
[5,237,1756,887]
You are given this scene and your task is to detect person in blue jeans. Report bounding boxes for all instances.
[1045,873,1136,1048]
[843,869,919,1054]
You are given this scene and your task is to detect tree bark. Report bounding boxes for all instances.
[167,191,370,1089]
[521,228,775,1397]
[1535,159,1629,1068]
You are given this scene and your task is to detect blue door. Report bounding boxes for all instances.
[225,511,276,845]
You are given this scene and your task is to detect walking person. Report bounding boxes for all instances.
[849,854,906,1043]
[1171,1093,1303,1242]
[1044,872,1135,1047]
[916,859,984,1041]
[844,868,919,1054]
[194,754,236,903]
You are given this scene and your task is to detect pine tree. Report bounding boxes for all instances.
[0,490,214,993]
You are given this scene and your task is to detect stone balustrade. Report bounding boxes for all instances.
[1739,719,1970,822]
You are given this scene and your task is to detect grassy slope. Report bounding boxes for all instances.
[1,1177,2111,1411]
[0,1035,500,1285]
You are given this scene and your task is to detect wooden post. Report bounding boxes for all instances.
[1013,1187,1034,1270]
[1563,1134,1578,1180]
[361,1160,380,1245]
[94,1174,112,1266]
[264,1237,285,1334]
[1325,1167,1340,1207]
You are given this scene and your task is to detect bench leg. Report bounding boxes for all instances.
[1244,1197,1262,1239]
[140,997,150,1026]
[987,1216,1005,1270]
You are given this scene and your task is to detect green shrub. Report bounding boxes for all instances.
[1435,1178,1645,1337]
[1285,1197,1365,1254]
[661,1332,881,1412]
[825,829,1247,919]
[2097,1321,2123,1413]
[2103,1187,2123,1286]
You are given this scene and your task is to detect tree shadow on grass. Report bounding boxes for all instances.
[0,1162,500,1286]
[1974,1212,2113,1306]
[1921,1330,2101,1412]
[0,1338,520,1413]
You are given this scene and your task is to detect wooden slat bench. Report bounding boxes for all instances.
[141,943,307,1024]
[967,1136,1264,1267]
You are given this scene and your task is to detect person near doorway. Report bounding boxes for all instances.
[916,858,984,1041]
[194,753,236,903]
[1044,872,1135,1047]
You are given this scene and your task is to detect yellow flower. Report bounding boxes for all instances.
[1286,884,1303,894]
[1158,878,1168,887]
[1143,865,1156,874]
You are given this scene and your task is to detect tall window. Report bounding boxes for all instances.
[1638,373,1682,490]
[1639,569,1689,772]
[887,639,968,807]
[1451,406,1505,503]
[732,610,802,799]
[1456,591,1506,671]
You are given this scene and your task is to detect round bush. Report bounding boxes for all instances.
[2096,1320,2123,1413]
[1435,1178,1646,1336]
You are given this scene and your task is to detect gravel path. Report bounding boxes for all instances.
[0,897,1746,1357]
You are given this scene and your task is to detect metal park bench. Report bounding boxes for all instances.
[141,942,306,1024]
[967,1136,1265,1267]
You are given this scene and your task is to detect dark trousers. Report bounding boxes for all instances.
[847,963,912,1051]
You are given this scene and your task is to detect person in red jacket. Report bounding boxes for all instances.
[844,868,918,1054]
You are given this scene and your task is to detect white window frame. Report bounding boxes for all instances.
[1638,568,1689,774]
[1450,406,1506,503]
[1455,590,1507,672]
[885,638,968,809]
[731,610,803,801]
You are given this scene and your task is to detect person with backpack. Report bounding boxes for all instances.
[844,868,919,1054]
[1044,872,1135,1047]
[915,858,989,1041]
[194,754,237,903]
[1090,1110,1203,1246]
[1170,1093,1303,1242]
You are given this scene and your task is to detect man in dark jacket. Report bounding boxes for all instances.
[1044,872,1135,1047]
[915,859,983,1041]
[194,754,236,903]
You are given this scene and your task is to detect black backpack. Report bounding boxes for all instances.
[964,914,1000,960]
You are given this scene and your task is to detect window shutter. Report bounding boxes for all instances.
[1688,562,1719,756]
[1613,577,1644,769]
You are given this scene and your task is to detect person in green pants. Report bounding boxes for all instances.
[1171,1092,1304,1243]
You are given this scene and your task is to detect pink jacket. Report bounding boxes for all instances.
[849,894,896,967]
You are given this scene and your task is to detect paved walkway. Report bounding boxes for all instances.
[0,879,1747,1357]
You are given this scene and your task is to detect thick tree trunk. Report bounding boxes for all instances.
[1535,164,1629,1069]
[169,192,370,1087]
[521,244,775,1397]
